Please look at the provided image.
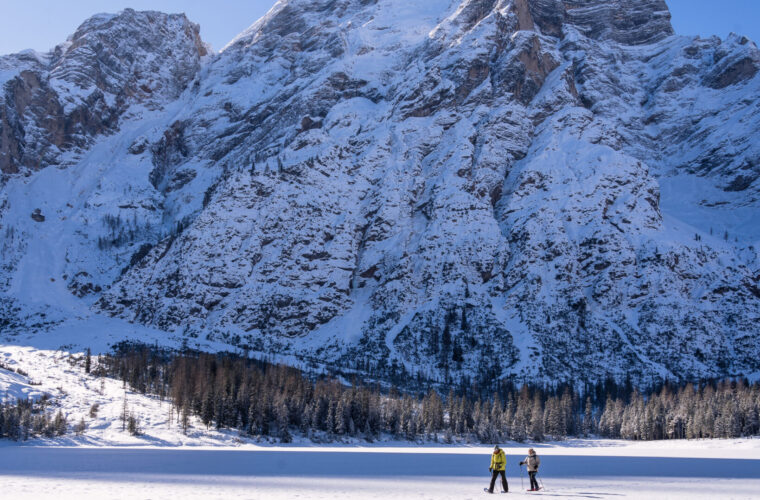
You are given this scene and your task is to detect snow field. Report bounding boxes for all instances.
[0,475,755,500]
[0,446,759,499]
[0,365,46,403]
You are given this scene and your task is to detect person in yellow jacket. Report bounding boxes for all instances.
[485,444,508,493]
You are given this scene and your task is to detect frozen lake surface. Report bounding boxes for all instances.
[1,443,759,499]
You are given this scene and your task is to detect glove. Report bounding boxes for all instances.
[519,462,524,466]
[489,468,492,473]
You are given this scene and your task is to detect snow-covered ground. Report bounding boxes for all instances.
[0,442,759,499]
[0,344,243,446]
[1,344,759,498]
[0,365,46,403]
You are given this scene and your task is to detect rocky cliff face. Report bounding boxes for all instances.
[1,0,759,387]
[0,9,206,174]
[526,0,673,44]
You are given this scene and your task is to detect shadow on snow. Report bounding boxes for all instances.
[0,449,758,480]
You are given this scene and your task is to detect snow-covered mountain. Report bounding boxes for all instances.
[1,0,758,386]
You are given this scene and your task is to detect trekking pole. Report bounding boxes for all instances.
[519,464,524,490]
[538,475,545,491]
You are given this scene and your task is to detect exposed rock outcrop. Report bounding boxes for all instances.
[0,9,206,174]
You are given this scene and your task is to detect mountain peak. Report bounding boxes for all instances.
[51,8,207,98]
[0,8,208,174]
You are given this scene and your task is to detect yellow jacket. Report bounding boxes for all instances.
[490,449,506,471]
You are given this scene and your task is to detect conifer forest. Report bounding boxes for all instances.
[0,397,69,441]
[94,344,760,443]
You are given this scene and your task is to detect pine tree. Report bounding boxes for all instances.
[127,413,140,436]
[53,410,67,436]
[363,419,374,442]
[181,404,190,435]
[201,391,214,429]
[75,417,86,436]
[121,391,128,432]
[85,348,92,374]
[336,398,348,435]
[530,394,544,441]
[511,409,527,442]
[582,397,594,436]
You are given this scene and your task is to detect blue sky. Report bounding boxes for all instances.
[0,0,758,56]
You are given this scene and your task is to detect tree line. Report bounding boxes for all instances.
[95,343,760,443]
[0,396,68,441]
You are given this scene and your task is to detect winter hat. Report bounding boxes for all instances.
[529,448,535,455]
[494,445,500,450]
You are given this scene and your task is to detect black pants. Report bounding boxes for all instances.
[489,469,508,493]
[528,471,539,490]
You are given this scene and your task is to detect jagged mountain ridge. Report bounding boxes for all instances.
[0,9,206,174]
[0,0,758,386]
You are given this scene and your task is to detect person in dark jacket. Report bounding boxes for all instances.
[486,445,508,493]
[520,448,541,491]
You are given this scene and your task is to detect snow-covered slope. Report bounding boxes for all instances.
[1,0,759,386]
[0,344,248,445]
[0,365,45,402]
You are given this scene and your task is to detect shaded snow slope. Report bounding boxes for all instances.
[1,0,759,386]
[0,365,45,403]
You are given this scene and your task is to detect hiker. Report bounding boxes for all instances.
[520,448,541,491]
[486,444,508,493]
